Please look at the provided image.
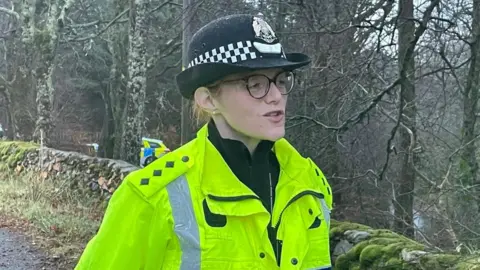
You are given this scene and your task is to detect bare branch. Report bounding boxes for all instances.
[328,169,379,181]
[289,77,402,131]
[378,92,404,182]
[65,8,130,42]
[438,48,466,93]
[0,6,19,20]
[278,24,383,36]
[149,1,180,14]
[448,133,480,162]
[153,58,182,78]
[67,19,128,29]
[415,57,470,81]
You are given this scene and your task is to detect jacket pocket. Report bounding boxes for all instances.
[309,216,322,229]
[203,199,227,227]
[304,198,331,269]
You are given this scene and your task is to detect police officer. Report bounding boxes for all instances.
[76,14,333,270]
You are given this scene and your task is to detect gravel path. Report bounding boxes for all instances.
[0,228,46,270]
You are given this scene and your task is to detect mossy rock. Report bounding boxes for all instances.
[332,220,480,270]
[330,220,372,239]
[0,141,38,169]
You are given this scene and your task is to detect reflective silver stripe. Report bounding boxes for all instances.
[166,175,201,270]
[320,198,330,228]
[307,266,332,270]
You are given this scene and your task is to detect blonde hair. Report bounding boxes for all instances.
[192,86,219,126]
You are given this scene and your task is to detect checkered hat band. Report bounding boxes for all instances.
[188,40,258,68]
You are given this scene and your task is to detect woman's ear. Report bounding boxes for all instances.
[194,87,217,113]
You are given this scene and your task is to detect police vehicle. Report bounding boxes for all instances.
[140,137,170,167]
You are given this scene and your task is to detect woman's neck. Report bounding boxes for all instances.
[211,118,260,154]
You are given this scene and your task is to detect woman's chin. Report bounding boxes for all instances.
[261,128,285,142]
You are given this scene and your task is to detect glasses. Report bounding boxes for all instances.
[213,71,295,99]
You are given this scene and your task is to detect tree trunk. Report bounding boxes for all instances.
[459,0,480,211]
[4,89,16,140]
[100,88,115,158]
[394,0,416,238]
[32,0,74,145]
[105,0,129,159]
[1,27,18,140]
[180,0,197,144]
[33,59,55,145]
[119,0,149,164]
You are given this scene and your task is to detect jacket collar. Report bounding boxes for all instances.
[196,122,260,198]
[206,120,274,170]
[207,120,275,155]
[193,123,323,221]
[195,123,311,191]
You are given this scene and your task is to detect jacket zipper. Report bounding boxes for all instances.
[207,194,259,201]
[209,164,280,264]
[269,172,280,264]
[273,190,325,228]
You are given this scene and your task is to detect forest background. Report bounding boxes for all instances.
[1,0,480,260]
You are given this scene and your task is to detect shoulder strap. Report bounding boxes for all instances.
[307,158,333,210]
[126,141,196,199]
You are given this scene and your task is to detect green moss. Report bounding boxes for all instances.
[0,163,8,171]
[419,253,464,269]
[334,240,367,269]
[335,253,359,270]
[331,221,480,270]
[330,220,372,239]
[385,242,423,257]
[385,258,404,268]
[359,244,384,267]
[457,257,480,270]
[0,141,38,169]
[367,237,399,246]
[333,221,421,269]
[352,241,370,257]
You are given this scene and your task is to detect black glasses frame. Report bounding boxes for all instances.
[210,70,296,99]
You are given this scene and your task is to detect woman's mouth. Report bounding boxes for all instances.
[264,110,285,123]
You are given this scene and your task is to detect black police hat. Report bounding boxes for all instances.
[175,14,311,99]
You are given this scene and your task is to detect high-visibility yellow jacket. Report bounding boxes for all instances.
[75,124,333,270]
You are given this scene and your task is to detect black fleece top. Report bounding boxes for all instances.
[207,121,282,263]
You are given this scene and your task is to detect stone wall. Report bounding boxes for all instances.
[1,141,479,269]
[331,221,479,269]
[0,141,137,199]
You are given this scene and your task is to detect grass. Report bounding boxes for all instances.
[0,169,107,266]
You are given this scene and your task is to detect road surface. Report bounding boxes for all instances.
[0,228,46,270]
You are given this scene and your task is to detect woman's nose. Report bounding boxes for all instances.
[265,82,283,102]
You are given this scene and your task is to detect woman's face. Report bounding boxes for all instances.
[211,68,291,143]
